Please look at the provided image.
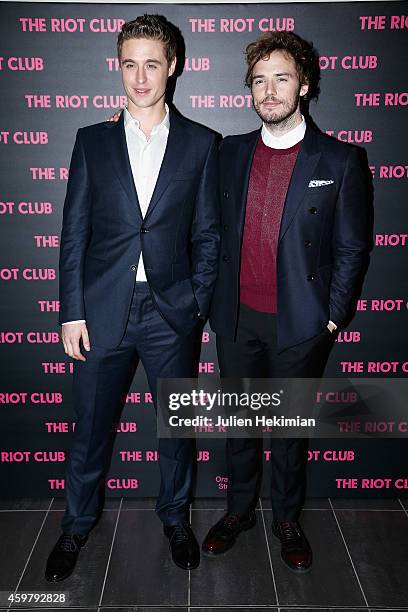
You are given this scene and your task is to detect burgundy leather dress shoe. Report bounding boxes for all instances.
[202,510,256,556]
[272,519,312,572]
[45,533,88,582]
[164,523,200,570]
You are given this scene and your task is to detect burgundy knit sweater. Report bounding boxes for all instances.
[239,137,302,313]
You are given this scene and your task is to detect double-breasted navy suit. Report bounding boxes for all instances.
[59,110,220,533]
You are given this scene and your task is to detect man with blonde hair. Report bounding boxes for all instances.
[46,14,219,581]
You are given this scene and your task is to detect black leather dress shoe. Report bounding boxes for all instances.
[202,510,256,556]
[45,533,88,582]
[164,523,200,570]
[272,519,312,572]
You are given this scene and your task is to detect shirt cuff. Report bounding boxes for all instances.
[62,320,86,325]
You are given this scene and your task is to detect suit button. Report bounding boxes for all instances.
[304,240,312,247]
[140,227,149,234]
[130,265,137,271]
[222,255,230,262]
[223,191,229,199]
[307,274,315,281]
[309,206,318,215]
[223,224,229,231]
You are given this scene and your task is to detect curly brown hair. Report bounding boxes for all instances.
[117,14,177,64]
[245,31,320,102]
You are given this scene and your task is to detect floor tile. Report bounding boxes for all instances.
[100,510,188,606]
[0,510,47,591]
[100,608,188,612]
[260,497,330,511]
[335,509,408,607]
[15,509,118,608]
[193,608,278,611]
[191,497,226,510]
[302,497,331,510]
[193,497,330,511]
[121,498,156,510]
[283,609,370,611]
[2,499,407,611]
[51,497,121,511]
[264,509,366,608]
[7,609,94,612]
[0,498,52,510]
[190,510,276,607]
[330,497,403,510]
[398,497,408,512]
[272,609,370,612]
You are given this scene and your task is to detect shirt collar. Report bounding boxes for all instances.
[124,103,170,135]
[261,115,306,149]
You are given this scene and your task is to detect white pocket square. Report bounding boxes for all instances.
[308,179,334,188]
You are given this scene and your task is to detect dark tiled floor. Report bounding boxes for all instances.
[330,498,403,510]
[264,507,366,609]
[101,508,188,607]
[0,497,407,611]
[190,509,276,607]
[17,508,119,607]
[398,497,408,512]
[334,509,408,608]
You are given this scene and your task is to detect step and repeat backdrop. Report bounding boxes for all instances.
[1,1,407,498]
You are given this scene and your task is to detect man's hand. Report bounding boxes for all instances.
[108,110,122,122]
[61,322,90,361]
[327,321,337,333]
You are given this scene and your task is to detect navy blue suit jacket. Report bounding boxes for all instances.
[59,110,220,348]
[210,125,372,352]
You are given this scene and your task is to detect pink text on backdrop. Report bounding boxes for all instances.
[359,15,408,29]
[0,132,48,144]
[319,55,377,70]
[325,130,373,143]
[0,202,53,215]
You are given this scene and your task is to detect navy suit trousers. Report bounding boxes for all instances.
[216,303,336,521]
[61,282,200,535]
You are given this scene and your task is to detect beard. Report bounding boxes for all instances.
[254,98,299,125]
[253,91,301,128]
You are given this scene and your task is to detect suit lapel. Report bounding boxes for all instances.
[278,126,321,242]
[235,129,261,232]
[144,110,191,220]
[109,112,142,220]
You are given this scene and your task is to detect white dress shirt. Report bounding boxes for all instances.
[63,105,170,325]
[261,115,306,149]
[124,105,170,281]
